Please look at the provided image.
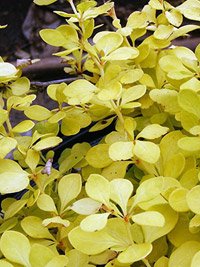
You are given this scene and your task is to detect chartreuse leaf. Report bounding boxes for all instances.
[97,81,122,101]
[180,168,198,190]
[0,62,18,82]
[154,256,169,267]
[39,29,67,47]
[64,80,96,105]
[45,255,69,267]
[191,251,200,267]
[0,159,29,194]
[25,149,40,171]
[66,249,89,267]
[102,161,132,181]
[163,153,185,179]
[58,173,82,213]
[168,188,189,212]
[178,90,200,118]
[142,204,178,243]
[0,230,31,266]
[42,216,70,228]
[21,216,54,240]
[95,32,123,55]
[0,218,18,234]
[89,250,117,265]
[132,211,165,227]
[34,0,57,5]
[0,137,17,159]
[24,105,52,121]
[127,11,147,28]
[169,241,200,267]
[109,141,134,161]
[154,25,174,40]
[0,260,14,267]
[0,109,8,126]
[133,140,160,164]
[37,193,58,214]
[120,69,143,84]
[56,25,79,49]
[68,226,114,255]
[29,243,55,267]
[149,0,164,10]
[110,179,133,215]
[9,77,30,96]
[117,242,152,264]
[189,214,200,233]
[134,176,180,205]
[32,136,62,151]
[4,199,28,220]
[80,213,110,232]
[86,174,110,206]
[186,185,200,214]
[103,47,139,61]
[70,198,102,215]
[177,0,200,21]
[178,137,200,152]
[137,124,169,140]
[12,120,34,133]
[165,9,183,27]
[86,144,113,168]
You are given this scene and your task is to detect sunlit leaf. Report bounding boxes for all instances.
[186,185,200,214]
[37,193,57,214]
[0,231,31,266]
[86,144,113,168]
[29,243,55,267]
[134,140,160,163]
[80,213,110,232]
[58,173,82,213]
[132,211,165,227]
[70,198,102,215]
[169,188,189,212]
[117,242,152,264]
[109,141,134,161]
[137,124,169,140]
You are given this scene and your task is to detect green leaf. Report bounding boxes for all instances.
[21,216,54,240]
[34,0,57,5]
[29,243,55,267]
[0,218,18,234]
[186,185,200,214]
[64,80,97,105]
[178,137,200,152]
[0,159,29,194]
[86,144,113,168]
[0,137,17,159]
[137,124,169,140]
[0,231,31,266]
[12,120,34,133]
[117,243,152,264]
[32,136,62,151]
[191,251,200,267]
[169,241,200,267]
[58,173,82,213]
[132,211,165,227]
[177,0,200,21]
[154,256,169,267]
[24,105,52,121]
[110,179,133,215]
[85,174,110,206]
[169,187,189,212]
[94,32,123,55]
[56,25,79,49]
[9,77,30,96]
[103,47,139,61]
[70,198,102,215]
[134,140,160,163]
[80,213,110,232]
[37,193,57,214]
[39,29,67,46]
[109,141,134,161]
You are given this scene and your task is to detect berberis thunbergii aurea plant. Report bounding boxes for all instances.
[0,0,200,266]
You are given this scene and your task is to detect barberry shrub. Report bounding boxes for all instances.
[0,0,200,266]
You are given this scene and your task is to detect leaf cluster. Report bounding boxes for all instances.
[0,0,200,266]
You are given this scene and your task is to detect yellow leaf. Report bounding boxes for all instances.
[12,120,34,133]
[24,105,52,121]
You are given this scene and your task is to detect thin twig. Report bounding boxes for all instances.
[30,76,82,90]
